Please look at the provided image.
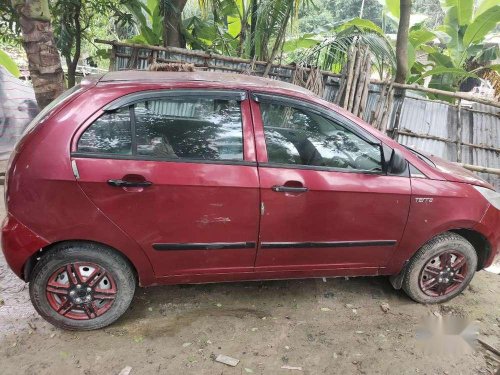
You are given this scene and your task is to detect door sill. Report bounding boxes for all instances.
[149,266,380,286]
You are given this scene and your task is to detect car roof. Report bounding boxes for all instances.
[96,70,316,97]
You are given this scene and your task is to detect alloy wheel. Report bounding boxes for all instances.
[418,250,468,297]
[45,262,117,320]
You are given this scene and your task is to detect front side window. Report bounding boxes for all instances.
[260,102,382,172]
[134,97,243,161]
[77,94,244,161]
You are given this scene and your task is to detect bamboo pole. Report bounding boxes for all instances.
[108,47,116,72]
[461,164,500,176]
[371,80,500,109]
[371,82,387,129]
[397,130,500,152]
[379,83,394,134]
[342,45,357,109]
[353,48,370,116]
[335,64,348,104]
[347,46,364,112]
[390,88,405,140]
[457,99,462,162]
[358,60,371,119]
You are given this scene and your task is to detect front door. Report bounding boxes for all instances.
[251,94,411,274]
[73,90,260,277]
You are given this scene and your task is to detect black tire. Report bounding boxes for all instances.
[402,232,477,304]
[29,242,136,330]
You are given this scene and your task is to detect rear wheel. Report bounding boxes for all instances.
[402,233,477,304]
[29,242,136,330]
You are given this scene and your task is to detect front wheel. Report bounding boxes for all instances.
[29,242,136,330]
[402,233,477,304]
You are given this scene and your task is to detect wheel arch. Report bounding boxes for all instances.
[448,228,491,271]
[23,240,143,285]
[390,228,490,290]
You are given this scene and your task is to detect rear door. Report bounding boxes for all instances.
[72,90,260,277]
[251,93,411,274]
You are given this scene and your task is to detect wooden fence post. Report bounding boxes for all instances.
[456,99,462,163]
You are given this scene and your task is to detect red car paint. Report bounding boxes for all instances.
[1,71,499,287]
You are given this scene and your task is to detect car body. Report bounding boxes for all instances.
[1,71,499,329]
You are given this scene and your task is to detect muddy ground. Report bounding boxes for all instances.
[0,185,499,375]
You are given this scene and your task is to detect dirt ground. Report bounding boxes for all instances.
[0,185,499,375]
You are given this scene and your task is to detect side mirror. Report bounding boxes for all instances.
[387,149,407,175]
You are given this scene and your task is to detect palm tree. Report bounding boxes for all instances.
[293,19,396,78]
[12,0,64,109]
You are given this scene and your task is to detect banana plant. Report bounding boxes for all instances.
[125,0,164,45]
[413,0,500,92]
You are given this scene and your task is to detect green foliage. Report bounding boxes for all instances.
[51,0,136,86]
[124,0,164,45]
[419,66,477,79]
[282,35,319,52]
[337,18,385,35]
[0,1,21,44]
[376,0,399,19]
[412,0,444,29]
[0,48,21,77]
[2,0,495,99]
[298,0,385,35]
[295,18,396,77]
[448,0,473,26]
[174,0,314,60]
[408,26,435,48]
[411,0,500,91]
[486,64,500,73]
[463,5,500,47]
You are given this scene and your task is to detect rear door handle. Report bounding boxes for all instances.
[272,185,308,193]
[107,179,153,188]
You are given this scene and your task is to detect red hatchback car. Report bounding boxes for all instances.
[2,71,499,330]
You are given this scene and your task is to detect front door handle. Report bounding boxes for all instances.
[107,179,152,188]
[272,185,308,193]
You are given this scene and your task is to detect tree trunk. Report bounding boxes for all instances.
[66,1,82,88]
[163,0,188,48]
[238,17,247,57]
[12,0,65,109]
[395,0,411,84]
[249,0,258,58]
[263,2,293,77]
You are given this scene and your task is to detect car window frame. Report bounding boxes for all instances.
[253,93,387,175]
[71,89,255,167]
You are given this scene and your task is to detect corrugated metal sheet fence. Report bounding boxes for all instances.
[104,41,500,189]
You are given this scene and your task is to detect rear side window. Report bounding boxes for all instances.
[135,97,243,161]
[77,95,243,161]
[77,107,132,154]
